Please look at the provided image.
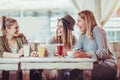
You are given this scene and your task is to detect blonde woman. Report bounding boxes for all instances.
[70,10,117,80]
[0,16,43,80]
[0,16,27,80]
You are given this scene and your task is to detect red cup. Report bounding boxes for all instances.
[57,44,64,56]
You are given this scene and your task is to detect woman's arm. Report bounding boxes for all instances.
[89,26,110,60]
[3,48,24,58]
[46,35,55,44]
[73,50,91,58]
[3,52,19,58]
[74,33,83,50]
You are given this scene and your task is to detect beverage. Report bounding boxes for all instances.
[38,44,45,57]
[23,44,30,57]
[57,44,64,55]
[46,44,57,57]
[67,51,74,57]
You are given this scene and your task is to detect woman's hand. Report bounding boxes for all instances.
[44,48,48,57]
[30,51,38,57]
[55,49,67,57]
[18,48,24,57]
[73,51,91,58]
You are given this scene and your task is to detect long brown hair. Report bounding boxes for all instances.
[78,10,97,39]
[54,20,76,49]
[1,16,17,36]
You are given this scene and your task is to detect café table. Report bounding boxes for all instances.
[0,58,20,80]
[20,57,95,80]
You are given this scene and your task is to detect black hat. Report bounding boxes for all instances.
[60,15,75,30]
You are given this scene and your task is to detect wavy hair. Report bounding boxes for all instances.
[1,16,17,36]
[54,20,76,49]
[78,10,97,39]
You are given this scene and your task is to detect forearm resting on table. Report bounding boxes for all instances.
[3,52,19,58]
[74,51,91,58]
[85,52,92,58]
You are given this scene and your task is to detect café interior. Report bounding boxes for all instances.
[0,0,120,80]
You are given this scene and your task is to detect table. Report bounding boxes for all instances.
[0,58,19,70]
[0,57,94,80]
[0,58,20,80]
[20,57,94,80]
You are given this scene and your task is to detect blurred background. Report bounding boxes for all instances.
[0,0,120,42]
[0,0,120,79]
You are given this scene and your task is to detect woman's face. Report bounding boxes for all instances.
[7,22,19,37]
[76,16,86,33]
[57,21,64,36]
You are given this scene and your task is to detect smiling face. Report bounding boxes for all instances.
[76,16,86,33]
[6,22,19,37]
[56,20,64,37]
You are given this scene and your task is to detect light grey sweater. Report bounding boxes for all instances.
[75,26,117,71]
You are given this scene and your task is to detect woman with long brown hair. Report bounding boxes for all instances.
[47,15,76,51]
[46,15,77,80]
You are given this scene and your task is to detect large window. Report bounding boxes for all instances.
[103,18,120,42]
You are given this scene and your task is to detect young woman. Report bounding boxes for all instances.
[46,15,77,80]
[0,16,27,80]
[47,14,76,51]
[70,10,117,80]
[0,16,43,80]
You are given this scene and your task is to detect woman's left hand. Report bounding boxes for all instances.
[73,51,91,58]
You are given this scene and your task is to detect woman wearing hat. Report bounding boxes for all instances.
[47,14,76,51]
[46,15,77,80]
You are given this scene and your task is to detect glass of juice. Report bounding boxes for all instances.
[38,43,45,57]
[57,44,64,56]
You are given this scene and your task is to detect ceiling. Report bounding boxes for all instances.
[0,0,75,10]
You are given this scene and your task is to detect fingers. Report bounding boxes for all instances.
[30,51,38,57]
[73,51,83,58]
[44,49,48,57]
[73,51,90,58]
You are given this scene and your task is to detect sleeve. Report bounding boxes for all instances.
[0,38,5,57]
[74,33,83,50]
[89,27,110,61]
[20,34,28,44]
[46,35,55,44]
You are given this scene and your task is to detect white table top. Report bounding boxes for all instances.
[0,57,95,63]
[0,58,19,63]
[20,57,95,63]
[0,57,95,70]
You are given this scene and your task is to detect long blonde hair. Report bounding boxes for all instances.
[78,10,97,39]
[55,20,76,49]
[1,16,17,36]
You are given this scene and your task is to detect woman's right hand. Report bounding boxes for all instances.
[30,51,38,57]
[18,48,24,57]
